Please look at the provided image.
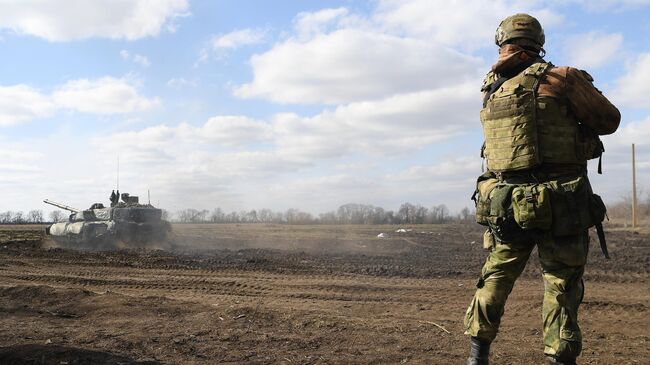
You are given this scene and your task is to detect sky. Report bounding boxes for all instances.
[1,0,649,216]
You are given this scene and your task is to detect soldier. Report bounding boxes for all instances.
[110,190,118,207]
[465,13,620,365]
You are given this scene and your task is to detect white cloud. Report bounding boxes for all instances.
[260,174,381,211]
[0,147,41,161]
[96,116,271,160]
[196,28,268,65]
[211,28,267,49]
[198,116,272,146]
[234,2,569,105]
[89,80,478,209]
[382,157,480,203]
[0,0,189,42]
[88,77,478,206]
[603,117,650,149]
[120,50,151,67]
[259,156,481,213]
[585,117,650,204]
[610,53,650,108]
[272,83,478,158]
[569,0,650,11]
[373,0,563,50]
[235,28,481,104]
[0,163,42,173]
[52,77,159,114]
[392,157,480,183]
[563,32,623,69]
[293,7,349,39]
[167,77,197,88]
[0,85,55,126]
[0,77,159,125]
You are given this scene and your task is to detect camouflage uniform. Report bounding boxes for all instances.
[464,13,620,365]
[465,221,588,360]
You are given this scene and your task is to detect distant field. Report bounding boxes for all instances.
[0,223,648,364]
[168,223,468,254]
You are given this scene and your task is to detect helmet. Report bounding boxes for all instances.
[495,13,545,49]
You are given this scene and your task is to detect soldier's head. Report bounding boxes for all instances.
[495,13,545,54]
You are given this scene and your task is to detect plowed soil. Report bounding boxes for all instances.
[0,223,648,365]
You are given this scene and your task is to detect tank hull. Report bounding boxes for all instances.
[47,220,170,248]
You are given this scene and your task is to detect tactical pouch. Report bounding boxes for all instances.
[576,124,604,161]
[474,172,499,226]
[589,193,607,224]
[548,177,598,236]
[483,229,495,250]
[489,184,515,222]
[511,184,552,230]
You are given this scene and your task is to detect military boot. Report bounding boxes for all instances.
[547,357,577,365]
[467,336,490,365]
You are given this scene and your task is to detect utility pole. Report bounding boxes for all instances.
[632,143,637,229]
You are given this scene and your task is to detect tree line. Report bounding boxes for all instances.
[171,203,474,225]
[1,203,474,225]
[7,194,648,226]
[0,210,52,224]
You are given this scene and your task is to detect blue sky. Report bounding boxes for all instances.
[1,0,649,216]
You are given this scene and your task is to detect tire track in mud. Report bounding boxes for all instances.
[2,243,648,312]
[0,255,470,314]
[1,226,648,320]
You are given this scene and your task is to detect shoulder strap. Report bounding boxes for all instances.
[595,222,610,259]
[482,60,550,107]
[521,61,552,92]
[481,71,497,92]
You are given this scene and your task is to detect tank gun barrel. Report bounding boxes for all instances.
[43,199,81,213]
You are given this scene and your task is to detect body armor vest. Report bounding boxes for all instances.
[480,62,602,172]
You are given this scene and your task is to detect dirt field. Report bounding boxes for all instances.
[0,223,648,364]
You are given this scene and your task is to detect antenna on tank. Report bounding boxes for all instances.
[148,189,151,205]
[116,155,120,191]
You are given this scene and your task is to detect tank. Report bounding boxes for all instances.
[43,191,171,247]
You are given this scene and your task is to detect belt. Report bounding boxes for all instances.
[496,169,586,184]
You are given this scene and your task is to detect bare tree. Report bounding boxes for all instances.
[429,204,449,223]
[210,208,225,223]
[413,205,428,224]
[49,210,65,223]
[161,209,171,221]
[398,203,416,224]
[258,209,274,223]
[0,211,13,224]
[168,203,474,225]
[227,211,239,223]
[319,211,337,224]
[245,210,259,223]
[285,208,299,224]
[27,210,44,223]
[12,211,25,224]
[460,207,472,222]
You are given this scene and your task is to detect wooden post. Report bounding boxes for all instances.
[632,143,637,228]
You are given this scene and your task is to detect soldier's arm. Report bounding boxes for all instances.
[565,67,621,135]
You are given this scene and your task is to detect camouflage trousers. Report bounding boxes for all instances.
[464,228,589,361]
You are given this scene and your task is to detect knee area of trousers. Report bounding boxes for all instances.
[476,287,508,307]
